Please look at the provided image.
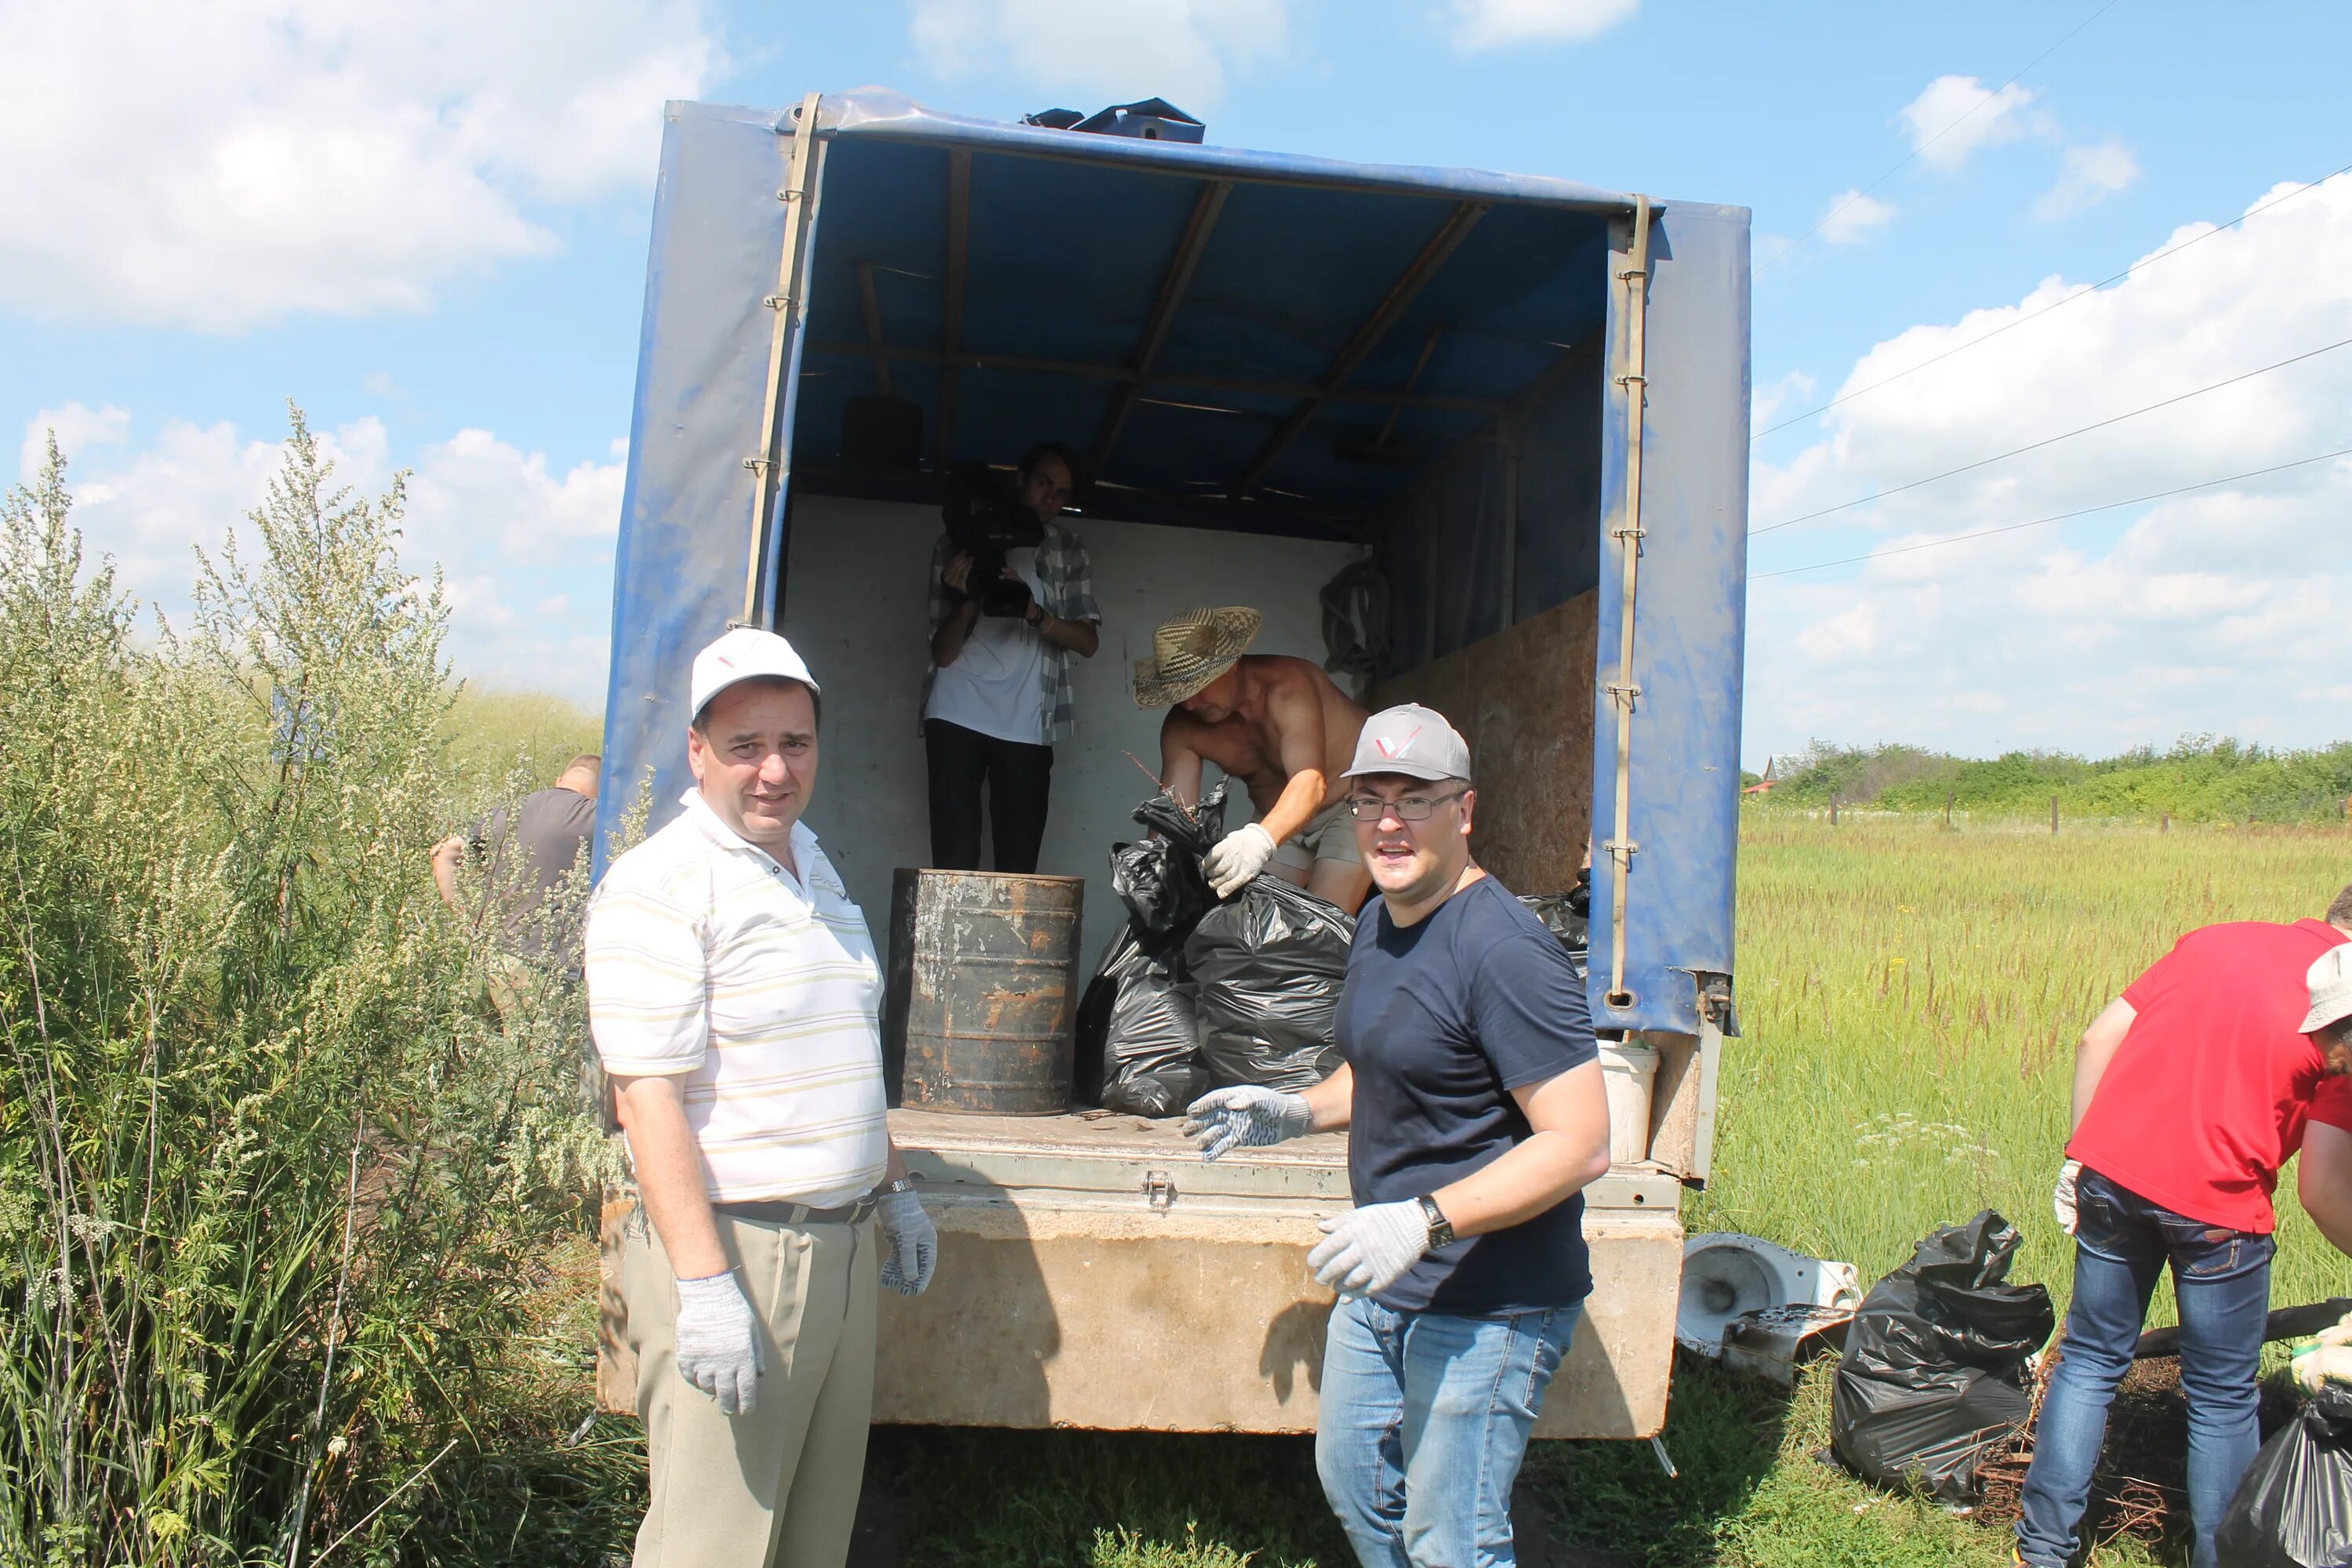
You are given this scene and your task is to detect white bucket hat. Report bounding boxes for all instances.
[2301,943,2352,1035]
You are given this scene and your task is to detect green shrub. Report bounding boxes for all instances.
[0,413,611,1566]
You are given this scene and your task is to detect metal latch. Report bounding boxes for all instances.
[1141,1169,1178,1211]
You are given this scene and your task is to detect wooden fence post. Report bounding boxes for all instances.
[1829,793,1838,826]
[1944,787,1955,827]
[2050,796,2059,836]
[2161,812,2170,833]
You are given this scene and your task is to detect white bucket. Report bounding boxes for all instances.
[1598,1040,1658,1165]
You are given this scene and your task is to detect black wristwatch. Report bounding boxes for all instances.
[1417,1194,1455,1250]
[1025,601,1047,629]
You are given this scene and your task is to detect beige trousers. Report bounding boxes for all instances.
[622,1207,879,1568]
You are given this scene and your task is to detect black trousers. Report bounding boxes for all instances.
[924,719,1054,873]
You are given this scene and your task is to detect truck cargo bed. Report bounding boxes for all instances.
[874,1108,1683,1437]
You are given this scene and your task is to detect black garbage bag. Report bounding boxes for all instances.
[2216,1382,2352,1567]
[1079,926,1209,1116]
[1522,866,1592,982]
[1109,782,1227,946]
[1185,876,1356,1093]
[1830,1210,2056,1502]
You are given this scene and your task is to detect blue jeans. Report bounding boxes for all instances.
[1315,1293,1580,1568]
[2016,1169,2272,1568]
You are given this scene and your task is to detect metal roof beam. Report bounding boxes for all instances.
[1089,179,1232,479]
[933,148,971,470]
[1226,199,1487,502]
[804,340,1503,414]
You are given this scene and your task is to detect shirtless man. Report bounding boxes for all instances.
[1132,606,1372,910]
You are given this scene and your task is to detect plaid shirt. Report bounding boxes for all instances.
[926,519,1098,744]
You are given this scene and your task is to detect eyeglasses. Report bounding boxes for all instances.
[1345,789,1467,822]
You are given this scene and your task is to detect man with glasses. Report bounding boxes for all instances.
[1183,702,1614,1568]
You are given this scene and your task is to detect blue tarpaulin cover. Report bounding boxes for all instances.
[597,89,1747,1036]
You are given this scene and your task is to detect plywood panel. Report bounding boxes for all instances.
[1374,589,1597,898]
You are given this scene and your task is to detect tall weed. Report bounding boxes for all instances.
[0,415,609,1566]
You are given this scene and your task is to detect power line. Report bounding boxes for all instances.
[1751,445,2352,580]
[1755,158,2352,440]
[1751,334,2352,535]
[1756,0,2122,274]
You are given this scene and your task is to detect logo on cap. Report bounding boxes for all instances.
[1374,726,1423,760]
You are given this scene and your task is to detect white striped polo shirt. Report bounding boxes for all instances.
[586,790,888,1207]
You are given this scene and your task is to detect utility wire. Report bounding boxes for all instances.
[1751,333,2352,535]
[1756,0,2122,275]
[1755,159,2352,440]
[1751,445,2352,580]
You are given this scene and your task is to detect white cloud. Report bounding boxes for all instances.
[0,1,718,330]
[1898,74,2043,172]
[1819,189,1897,246]
[27,409,622,704]
[19,401,129,480]
[1747,172,2352,762]
[1752,371,1816,430]
[908,0,1288,111]
[2033,137,2143,222]
[1443,0,1639,50]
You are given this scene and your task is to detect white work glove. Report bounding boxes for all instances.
[673,1272,762,1415]
[1308,1200,1432,1298]
[1184,1085,1312,1161]
[2053,1159,2083,1236]
[1202,823,1278,899]
[879,1188,938,1297]
[2291,1312,2352,1394]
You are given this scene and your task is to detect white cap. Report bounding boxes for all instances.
[1340,702,1472,783]
[2301,943,2352,1034]
[689,626,819,720]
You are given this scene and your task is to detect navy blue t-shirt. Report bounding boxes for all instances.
[1336,875,1599,1315]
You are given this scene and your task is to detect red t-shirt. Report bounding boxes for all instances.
[2070,918,2352,1232]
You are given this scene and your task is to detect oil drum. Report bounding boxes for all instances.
[884,869,1083,1115]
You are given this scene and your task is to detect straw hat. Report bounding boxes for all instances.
[1131,606,1262,708]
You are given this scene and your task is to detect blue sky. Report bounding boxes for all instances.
[5,1,2349,765]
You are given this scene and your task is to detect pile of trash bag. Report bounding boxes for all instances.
[1186,875,1355,1092]
[2216,1377,2352,1566]
[1078,783,1355,1114]
[1829,1210,2055,1502]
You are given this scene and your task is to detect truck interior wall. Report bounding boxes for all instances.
[779,495,1360,968]
[1374,589,1596,899]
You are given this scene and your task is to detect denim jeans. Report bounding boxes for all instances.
[1315,1293,1580,1568]
[2016,1168,2272,1568]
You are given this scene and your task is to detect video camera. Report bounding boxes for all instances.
[940,461,1044,619]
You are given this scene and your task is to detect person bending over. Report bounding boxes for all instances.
[2016,887,2352,1568]
[1135,604,1372,910]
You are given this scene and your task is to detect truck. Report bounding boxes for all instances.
[593,88,1748,1440]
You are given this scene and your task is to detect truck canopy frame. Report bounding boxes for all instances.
[597,89,1749,1040]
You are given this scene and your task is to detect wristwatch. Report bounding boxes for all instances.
[1416,1194,1455,1250]
[879,1176,917,1197]
[1024,601,1047,630]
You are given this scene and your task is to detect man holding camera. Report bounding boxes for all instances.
[924,441,1100,874]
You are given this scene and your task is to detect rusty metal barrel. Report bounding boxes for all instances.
[883,869,1084,1116]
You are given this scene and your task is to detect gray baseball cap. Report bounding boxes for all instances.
[1341,703,1472,783]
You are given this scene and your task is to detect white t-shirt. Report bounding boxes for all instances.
[924,546,1051,746]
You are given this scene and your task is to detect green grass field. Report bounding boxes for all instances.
[500,813,2352,1567]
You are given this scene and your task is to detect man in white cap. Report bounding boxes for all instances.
[1183,702,1613,1568]
[2017,885,2352,1568]
[1135,605,1373,909]
[585,626,937,1568]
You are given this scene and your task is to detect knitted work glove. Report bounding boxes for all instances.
[1203,824,1278,899]
[878,1189,938,1297]
[2052,1159,2083,1236]
[673,1272,762,1415]
[1184,1085,1312,1162]
[1308,1200,1432,1298]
